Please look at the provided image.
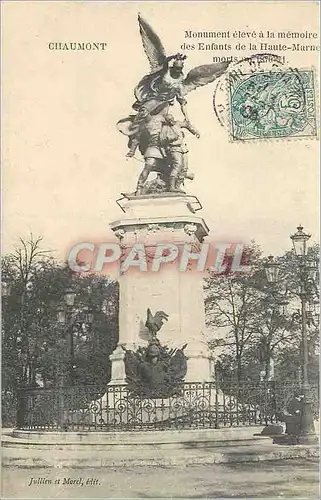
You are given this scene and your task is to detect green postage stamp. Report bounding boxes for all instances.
[228,69,317,141]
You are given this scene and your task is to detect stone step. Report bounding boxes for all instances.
[5,425,271,444]
[2,443,319,467]
[1,437,270,450]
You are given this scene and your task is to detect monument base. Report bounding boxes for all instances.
[273,433,319,446]
[109,194,213,385]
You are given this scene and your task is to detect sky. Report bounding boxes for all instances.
[2,1,320,263]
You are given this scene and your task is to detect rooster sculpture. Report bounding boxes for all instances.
[145,307,169,338]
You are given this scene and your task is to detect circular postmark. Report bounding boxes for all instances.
[213,53,287,129]
[231,71,309,139]
[213,53,317,141]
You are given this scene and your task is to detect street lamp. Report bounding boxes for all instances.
[2,281,11,297]
[312,300,320,318]
[264,226,318,444]
[260,261,286,387]
[306,259,318,284]
[102,298,115,315]
[305,302,314,325]
[83,307,94,325]
[1,282,11,341]
[290,225,311,257]
[57,305,66,324]
[276,299,289,316]
[56,287,77,385]
[291,226,318,441]
[2,282,11,297]
[264,255,280,284]
[264,256,288,312]
[306,299,320,327]
[64,288,76,307]
[57,287,95,386]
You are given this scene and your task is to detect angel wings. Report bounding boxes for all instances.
[116,14,230,193]
[137,14,230,100]
[138,13,167,72]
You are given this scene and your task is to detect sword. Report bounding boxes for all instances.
[126,155,144,163]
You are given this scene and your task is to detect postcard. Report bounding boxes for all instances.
[1,1,319,499]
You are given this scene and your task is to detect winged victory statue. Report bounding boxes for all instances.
[117,14,230,196]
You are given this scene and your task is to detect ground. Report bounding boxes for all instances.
[1,458,319,499]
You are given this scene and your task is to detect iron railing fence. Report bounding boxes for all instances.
[16,381,319,432]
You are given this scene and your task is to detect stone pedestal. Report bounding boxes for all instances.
[108,193,212,384]
[108,346,127,385]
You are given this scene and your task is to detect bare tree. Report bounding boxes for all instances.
[2,235,53,386]
[204,243,263,383]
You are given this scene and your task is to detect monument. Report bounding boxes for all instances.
[108,14,230,387]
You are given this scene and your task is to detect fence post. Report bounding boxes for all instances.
[16,388,26,429]
[215,370,220,429]
[58,372,65,430]
[271,380,277,423]
[263,382,269,426]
